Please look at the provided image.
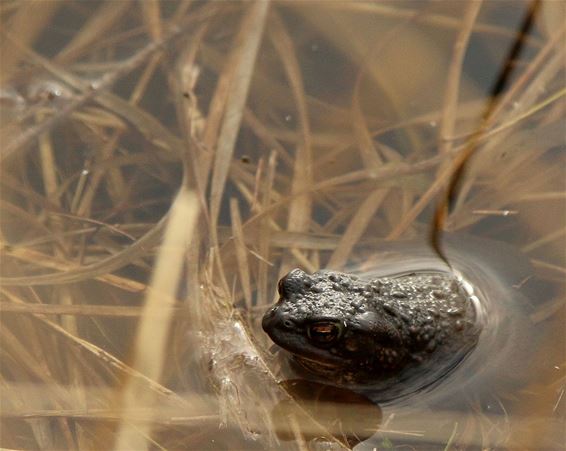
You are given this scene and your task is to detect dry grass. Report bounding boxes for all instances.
[0,1,564,450]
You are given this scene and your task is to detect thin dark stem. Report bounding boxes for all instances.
[431,0,542,266]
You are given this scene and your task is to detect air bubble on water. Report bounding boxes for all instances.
[28,80,72,102]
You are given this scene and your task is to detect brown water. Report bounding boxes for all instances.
[1,1,564,450]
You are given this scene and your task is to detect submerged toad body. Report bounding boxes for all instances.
[262,268,482,392]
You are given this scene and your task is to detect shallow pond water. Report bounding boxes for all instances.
[0,1,564,450]
[255,234,555,448]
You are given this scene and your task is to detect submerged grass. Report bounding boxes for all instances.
[0,1,564,450]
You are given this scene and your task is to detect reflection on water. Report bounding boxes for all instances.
[262,234,550,447]
[272,379,381,448]
[0,1,564,450]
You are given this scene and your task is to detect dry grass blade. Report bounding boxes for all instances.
[322,1,544,44]
[141,0,163,41]
[521,227,566,253]
[230,198,253,309]
[114,189,199,450]
[450,24,566,216]
[327,189,388,269]
[256,152,278,307]
[1,383,220,425]
[0,301,178,317]
[0,0,60,84]
[3,30,188,159]
[229,159,319,275]
[55,0,132,63]
[351,96,384,170]
[438,1,483,156]
[1,247,147,292]
[269,12,313,239]
[463,87,566,142]
[1,288,184,405]
[1,40,191,291]
[0,216,166,287]
[0,2,562,449]
[429,0,542,264]
[209,1,270,229]
[0,9,209,162]
[385,2,483,243]
[487,22,566,122]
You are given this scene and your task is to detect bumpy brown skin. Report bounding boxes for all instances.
[262,268,481,388]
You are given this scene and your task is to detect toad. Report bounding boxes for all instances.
[262,268,482,391]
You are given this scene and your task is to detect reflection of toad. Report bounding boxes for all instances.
[272,379,382,448]
[262,268,481,389]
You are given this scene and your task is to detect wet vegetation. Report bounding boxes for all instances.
[0,1,564,449]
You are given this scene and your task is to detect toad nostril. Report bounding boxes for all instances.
[262,307,277,331]
[283,319,294,329]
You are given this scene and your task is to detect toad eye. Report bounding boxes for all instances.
[307,321,343,344]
